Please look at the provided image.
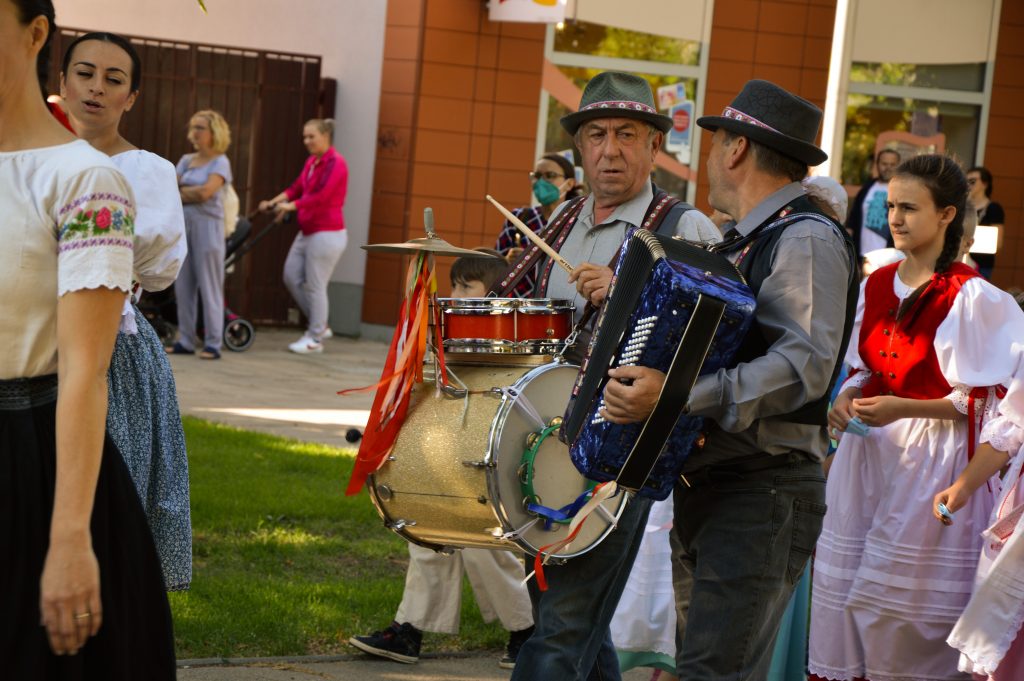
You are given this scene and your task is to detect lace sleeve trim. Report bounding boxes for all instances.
[842,370,870,392]
[948,385,986,416]
[981,418,1024,455]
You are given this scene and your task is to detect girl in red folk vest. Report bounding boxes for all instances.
[807,154,1024,681]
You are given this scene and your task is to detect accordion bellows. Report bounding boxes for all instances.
[561,229,756,500]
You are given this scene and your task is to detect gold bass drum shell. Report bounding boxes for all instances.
[367,361,626,559]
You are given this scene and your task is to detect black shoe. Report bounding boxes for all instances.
[499,625,534,669]
[348,621,422,664]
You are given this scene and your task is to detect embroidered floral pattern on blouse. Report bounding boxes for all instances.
[58,195,135,254]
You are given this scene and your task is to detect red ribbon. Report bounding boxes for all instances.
[967,384,1007,494]
[531,481,611,591]
[343,255,434,496]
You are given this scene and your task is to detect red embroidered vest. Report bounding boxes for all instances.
[859,262,978,399]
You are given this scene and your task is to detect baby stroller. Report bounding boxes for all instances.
[140,212,285,352]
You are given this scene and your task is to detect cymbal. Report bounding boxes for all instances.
[363,237,502,258]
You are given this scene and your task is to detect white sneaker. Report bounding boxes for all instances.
[319,328,333,340]
[289,334,323,354]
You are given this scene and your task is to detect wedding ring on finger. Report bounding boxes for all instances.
[74,612,92,620]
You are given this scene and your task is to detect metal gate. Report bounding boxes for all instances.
[49,29,335,324]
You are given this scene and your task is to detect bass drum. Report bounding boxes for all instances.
[367,361,626,559]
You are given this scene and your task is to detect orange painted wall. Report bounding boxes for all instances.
[693,0,837,215]
[987,1,1024,290]
[363,0,545,325]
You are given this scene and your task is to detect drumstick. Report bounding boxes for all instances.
[485,195,574,274]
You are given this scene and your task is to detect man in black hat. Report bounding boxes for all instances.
[497,71,719,681]
[602,79,857,680]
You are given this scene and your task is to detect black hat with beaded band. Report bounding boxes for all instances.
[560,71,673,135]
[696,79,828,167]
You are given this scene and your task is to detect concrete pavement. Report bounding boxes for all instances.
[168,328,386,446]
[178,654,527,680]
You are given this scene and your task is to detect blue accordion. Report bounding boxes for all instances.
[560,229,756,500]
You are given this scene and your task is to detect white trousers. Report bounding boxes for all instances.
[394,544,534,634]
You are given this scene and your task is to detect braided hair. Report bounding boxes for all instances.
[892,154,967,274]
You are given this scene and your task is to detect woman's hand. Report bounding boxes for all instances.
[258,199,275,212]
[933,482,970,526]
[275,201,297,213]
[932,442,1011,525]
[39,535,103,655]
[827,387,860,440]
[851,395,907,427]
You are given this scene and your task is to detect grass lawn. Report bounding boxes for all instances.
[170,416,510,659]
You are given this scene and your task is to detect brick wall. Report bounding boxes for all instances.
[988,1,1024,290]
[694,0,836,214]
[363,0,545,325]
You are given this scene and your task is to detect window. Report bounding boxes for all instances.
[541,19,705,201]
[842,93,981,185]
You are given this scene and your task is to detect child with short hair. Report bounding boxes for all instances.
[449,248,508,298]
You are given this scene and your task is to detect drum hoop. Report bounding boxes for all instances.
[438,298,517,313]
[519,422,597,525]
[516,304,575,314]
[484,361,626,558]
[485,362,564,538]
[443,340,562,354]
[443,338,518,348]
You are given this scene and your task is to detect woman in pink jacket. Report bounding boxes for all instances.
[260,118,348,354]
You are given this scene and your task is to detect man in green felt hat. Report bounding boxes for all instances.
[601,79,858,680]
[496,71,719,681]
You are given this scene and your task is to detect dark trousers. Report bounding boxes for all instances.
[512,494,653,681]
[672,457,826,680]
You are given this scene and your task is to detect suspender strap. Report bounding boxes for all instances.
[488,197,588,298]
[573,189,694,335]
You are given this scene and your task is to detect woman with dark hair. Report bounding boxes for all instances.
[494,153,582,297]
[60,31,192,591]
[808,155,1024,681]
[260,118,349,354]
[967,165,1005,279]
[0,0,174,676]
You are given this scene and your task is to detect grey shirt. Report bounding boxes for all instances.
[682,182,852,468]
[544,181,721,321]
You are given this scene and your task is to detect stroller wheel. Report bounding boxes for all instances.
[224,318,255,352]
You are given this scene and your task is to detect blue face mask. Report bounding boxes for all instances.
[532,179,562,206]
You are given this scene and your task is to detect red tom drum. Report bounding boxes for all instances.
[439,298,574,354]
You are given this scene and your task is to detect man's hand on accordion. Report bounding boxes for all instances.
[600,366,668,424]
[568,263,614,306]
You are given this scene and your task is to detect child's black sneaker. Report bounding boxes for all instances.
[348,621,422,664]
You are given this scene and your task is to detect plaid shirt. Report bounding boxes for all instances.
[494,205,546,298]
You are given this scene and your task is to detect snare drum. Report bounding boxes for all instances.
[439,298,573,354]
[367,361,626,559]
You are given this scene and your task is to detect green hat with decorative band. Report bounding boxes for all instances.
[560,71,674,136]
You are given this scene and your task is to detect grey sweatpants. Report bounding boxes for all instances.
[282,230,347,337]
[174,215,225,351]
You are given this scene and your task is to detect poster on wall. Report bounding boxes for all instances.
[656,83,687,111]
[666,100,693,152]
[489,0,567,23]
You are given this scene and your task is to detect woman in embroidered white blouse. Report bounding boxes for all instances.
[59,31,193,592]
[0,1,174,677]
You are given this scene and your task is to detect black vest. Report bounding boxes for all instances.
[718,195,859,426]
